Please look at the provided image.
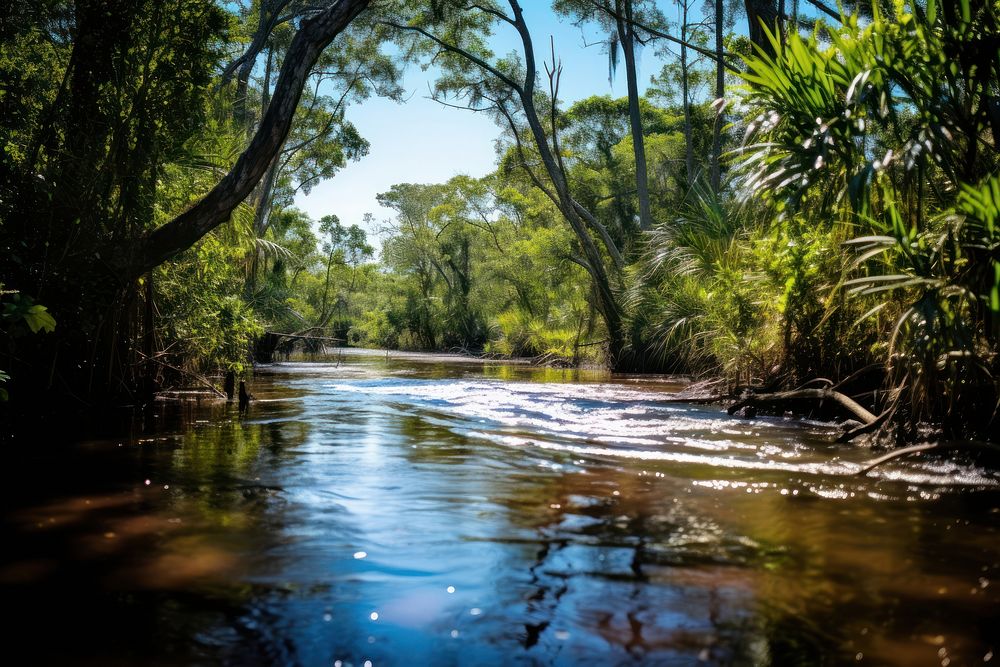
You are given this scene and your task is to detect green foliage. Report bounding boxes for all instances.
[638,184,780,378]
[0,285,56,400]
[731,0,1000,437]
[3,295,57,335]
[4,0,1000,449]
[156,236,263,374]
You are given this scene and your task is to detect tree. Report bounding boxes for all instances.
[0,0,372,406]
[555,0,671,230]
[240,20,400,299]
[317,214,373,326]
[711,0,725,190]
[127,0,372,276]
[743,0,782,55]
[386,0,636,363]
[736,0,1000,439]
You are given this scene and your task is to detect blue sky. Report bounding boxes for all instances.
[293,5,658,236]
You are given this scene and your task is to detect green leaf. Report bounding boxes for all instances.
[23,305,56,333]
[992,263,1000,314]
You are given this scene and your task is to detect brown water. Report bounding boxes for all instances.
[1,350,998,665]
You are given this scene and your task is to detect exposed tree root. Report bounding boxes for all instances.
[728,388,878,424]
[793,378,834,390]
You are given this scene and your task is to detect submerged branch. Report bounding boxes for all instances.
[728,388,878,424]
[855,440,1000,476]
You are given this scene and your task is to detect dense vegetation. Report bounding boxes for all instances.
[2,0,999,445]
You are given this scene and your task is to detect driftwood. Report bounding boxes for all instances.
[855,440,1000,476]
[728,388,878,425]
[837,396,900,443]
[659,395,735,405]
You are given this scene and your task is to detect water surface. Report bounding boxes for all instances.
[2,350,998,665]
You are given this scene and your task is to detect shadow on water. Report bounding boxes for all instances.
[0,349,998,665]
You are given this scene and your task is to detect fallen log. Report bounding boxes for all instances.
[728,388,878,425]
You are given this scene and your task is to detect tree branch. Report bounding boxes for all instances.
[462,2,515,26]
[728,388,878,424]
[588,0,741,70]
[220,0,294,85]
[124,0,371,277]
[855,440,1000,476]
[571,198,623,269]
[802,0,841,22]
[381,21,523,93]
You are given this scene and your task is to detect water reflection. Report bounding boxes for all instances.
[0,350,998,665]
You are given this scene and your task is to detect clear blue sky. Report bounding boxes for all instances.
[293,5,656,236]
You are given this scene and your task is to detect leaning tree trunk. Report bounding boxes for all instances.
[119,0,371,280]
[615,0,653,231]
[390,1,629,364]
[510,2,626,361]
[3,0,371,417]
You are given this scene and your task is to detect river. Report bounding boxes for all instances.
[1,350,998,665]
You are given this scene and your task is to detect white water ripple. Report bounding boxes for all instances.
[318,378,999,489]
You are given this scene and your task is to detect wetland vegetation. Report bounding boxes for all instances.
[2,1,1000,663]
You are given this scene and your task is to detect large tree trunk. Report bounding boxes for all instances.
[120,0,370,280]
[680,0,694,187]
[711,0,724,191]
[744,0,781,56]
[615,0,652,231]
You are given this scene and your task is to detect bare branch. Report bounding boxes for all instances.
[462,2,515,26]
[587,0,741,70]
[803,0,842,22]
[855,440,1000,476]
[571,199,624,270]
[381,21,523,94]
[728,388,878,424]
[220,0,295,84]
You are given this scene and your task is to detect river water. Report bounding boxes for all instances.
[1,350,998,665]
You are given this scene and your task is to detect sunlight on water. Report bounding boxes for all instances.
[1,351,998,665]
[318,375,999,491]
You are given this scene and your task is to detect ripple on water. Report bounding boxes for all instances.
[3,357,999,667]
[307,377,999,492]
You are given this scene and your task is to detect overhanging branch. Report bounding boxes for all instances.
[124,0,371,277]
